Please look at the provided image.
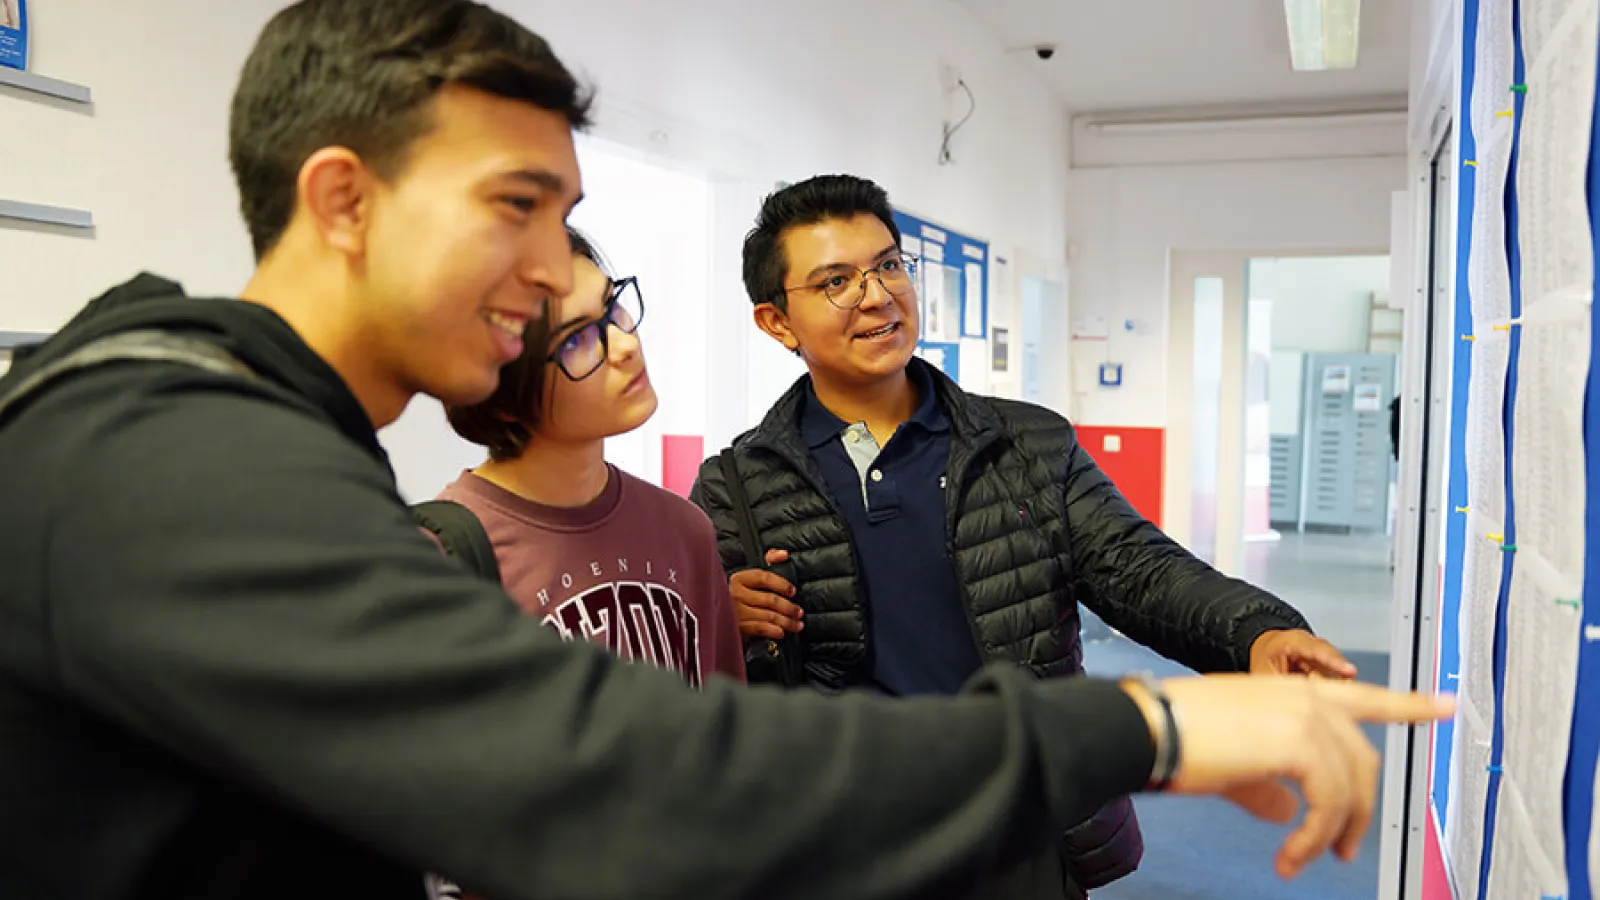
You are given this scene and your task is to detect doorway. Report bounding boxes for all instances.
[1018,274,1059,405]
[1165,252,1248,573]
[1249,254,1399,658]
[1112,245,1407,900]
[1166,250,1398,648]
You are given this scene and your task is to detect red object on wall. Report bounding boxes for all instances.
[1420,564,1451,900]
[1421,800,1451,900]
[1072,426,1165,528]
[661,434,706,498]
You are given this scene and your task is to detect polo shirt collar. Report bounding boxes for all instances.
[799,363,950,450]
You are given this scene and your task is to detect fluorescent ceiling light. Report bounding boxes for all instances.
[1088,109,1404,135]
[1284,0,1361,71]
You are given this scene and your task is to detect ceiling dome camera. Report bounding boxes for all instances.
[1034,43,1057,61]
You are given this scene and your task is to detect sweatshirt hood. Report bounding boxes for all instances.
[3,272,384,460]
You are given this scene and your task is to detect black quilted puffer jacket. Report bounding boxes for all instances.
[691,360,1311,687]
[691,360,1313,898]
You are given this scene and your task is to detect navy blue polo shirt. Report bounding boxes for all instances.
[801,365,982,696]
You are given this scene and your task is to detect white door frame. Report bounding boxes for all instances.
[1376,115,1458,900]
[1166,251,1250,574]
[1010,247,1072,414]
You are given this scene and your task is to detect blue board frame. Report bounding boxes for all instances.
[892,208,989,347]
[1434,0,1481,835]
[1434,0,1600,896]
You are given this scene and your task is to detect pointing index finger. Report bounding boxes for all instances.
[1317,682,1457,723]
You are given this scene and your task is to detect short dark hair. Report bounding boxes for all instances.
[445,227,607,461]
[230,0,594,260]
[741,174,902,312]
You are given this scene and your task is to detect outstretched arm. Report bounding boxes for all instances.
[1058,434,1345,675]
[50,380,1153,900]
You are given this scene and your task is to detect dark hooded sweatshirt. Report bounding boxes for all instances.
[0,274,1155,900]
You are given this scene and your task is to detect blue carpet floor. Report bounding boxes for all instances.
[1082,632,1391,900]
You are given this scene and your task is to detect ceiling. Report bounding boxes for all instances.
[952,0,1409,114]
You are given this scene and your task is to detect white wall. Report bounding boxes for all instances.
[1066,154,1406,428]
[2,0,1073,498]
[1250,255,1392,353]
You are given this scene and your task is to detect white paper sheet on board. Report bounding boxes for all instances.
[1517,0,1599,310]
[1446,699,1495,900]
[1497,0,1599,894]
[1444,0,1517,890]
[1496,554,1584,887]
[1459,514,1503,719]
[923,263,948,341]
[963,262,983,336]
[1494,281,1590,900]
[1486,776,1567,899]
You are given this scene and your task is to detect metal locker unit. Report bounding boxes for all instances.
[1269,434,1304,527]
[1301,353,1397,531]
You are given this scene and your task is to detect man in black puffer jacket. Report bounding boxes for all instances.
[691,175,1357,900]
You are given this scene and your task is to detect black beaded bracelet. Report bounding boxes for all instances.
[1130,672,1180,791]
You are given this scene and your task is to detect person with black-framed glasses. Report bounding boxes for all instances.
[432,227,746,700]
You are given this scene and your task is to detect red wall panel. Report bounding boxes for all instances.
[661,434,705,498]
[1073,426,1165,528]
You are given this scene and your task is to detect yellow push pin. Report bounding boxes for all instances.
[1465,160,1479,167]
[1487,532,1505,543]
[1456,506,1471,514]
[1462,334,1477,342]
[1496,109,1515,118]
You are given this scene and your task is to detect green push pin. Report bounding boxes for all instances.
[1511,84,1528,93]
[1556,598,1582,609]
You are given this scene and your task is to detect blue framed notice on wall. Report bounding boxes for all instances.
[892,208,988,344]
[915,341,961,383]
[0,0,27,71]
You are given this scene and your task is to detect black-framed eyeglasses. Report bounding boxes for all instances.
[783,253,920,310]
[547,276,644,382]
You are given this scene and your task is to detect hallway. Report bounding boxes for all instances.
[1245,530,1395,655]
[1083,528,1396,899]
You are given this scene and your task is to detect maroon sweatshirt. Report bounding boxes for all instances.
[436,467,745,686]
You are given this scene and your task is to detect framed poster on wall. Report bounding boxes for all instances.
[892,208,988,341]
[915,341,961,383]
[959,243,987,338]
[0,0,27,71]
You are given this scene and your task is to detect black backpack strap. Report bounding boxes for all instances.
[717,449,765,570]
[0,329,255,425]
[717,449,805,687]
[412,500,502,584]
